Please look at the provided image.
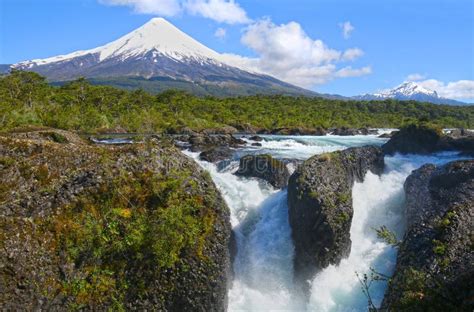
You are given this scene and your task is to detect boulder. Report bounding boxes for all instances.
[382,124,445,155]
[188,133,245,152]
[233,123,258,134]
[314,127,327,136]
[251,142,262,147]
[331,127,359,136]
[0,129,232,311]
[249,135,263,142]
[287,146,384,291]
[199,146,234,163]
[382,124,474,155]
[382,160,474,311]
[235,154,290,189]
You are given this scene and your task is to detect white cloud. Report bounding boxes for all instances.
[223,19,370,88]
[99,0,250,24]
[336,66,372,78]
[214,27,227,39]
[406,73,426,81]
[185,0,251,24]
[99,0,182,16]
[339,21,354,39]
[342,48,364,61]
[416,79,474,100]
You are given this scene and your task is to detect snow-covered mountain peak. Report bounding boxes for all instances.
[354,81,467,105]
[15,17,222,68]
[98,17,221,61]
[376,81,438,98]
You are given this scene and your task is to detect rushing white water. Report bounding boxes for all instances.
[185,135,467,312]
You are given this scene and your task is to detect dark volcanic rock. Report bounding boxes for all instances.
[251,142,262,147]
[382,160,474,311]
[235,154,290,189]
[233,123,258,134]
[268,127,326,136]
[287,146,384,290]
[383,124,474,155]
[382,124,445,155]
[0,129,232,311]
[188,133,245,152]
[331,127,359,136]
[249,135,263,142]
[199,146,234,163]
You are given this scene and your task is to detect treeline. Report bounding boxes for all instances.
[1,70,473,133]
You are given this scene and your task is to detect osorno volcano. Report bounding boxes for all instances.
[12,18,317,97]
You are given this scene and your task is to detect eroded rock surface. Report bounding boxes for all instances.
[382,160,474,311]
[287,146,384,290]
[235,154,290,189]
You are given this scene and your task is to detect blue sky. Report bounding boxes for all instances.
[1,0,473,101]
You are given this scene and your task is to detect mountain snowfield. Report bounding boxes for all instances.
[15,18,223,69]
[354,81,467,105]
[12,18,315,97]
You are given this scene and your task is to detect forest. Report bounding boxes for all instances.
[1,70,473,133]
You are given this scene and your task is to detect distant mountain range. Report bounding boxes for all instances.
[353,81,468,105]
[10,18,317,97]
[5,18,470,104]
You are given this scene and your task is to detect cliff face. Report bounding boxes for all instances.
[287,146,384,291]
[383,160,474,311]
[0,128,232,311]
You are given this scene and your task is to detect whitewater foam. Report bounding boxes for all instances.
[184,138,467,312]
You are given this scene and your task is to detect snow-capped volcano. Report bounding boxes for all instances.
[375,81,438,98]
[16,18,221,68]
[354,81,466,105]
[12,18,314,97]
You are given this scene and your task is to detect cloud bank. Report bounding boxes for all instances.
[223,19,370,87]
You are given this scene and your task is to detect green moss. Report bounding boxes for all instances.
[41,131,69,143]
[337,192,350,204]
[0,156,15,168]
[437,211,456,229]
[309,191,319,199]
[432,239,446,256]
[318,153,332,162]
[335,211,350,225]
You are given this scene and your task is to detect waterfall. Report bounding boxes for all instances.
[185,137,464,312]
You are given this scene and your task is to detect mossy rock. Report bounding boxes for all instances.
[0,129,232,311]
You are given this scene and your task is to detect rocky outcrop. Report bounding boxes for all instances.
[0,129,232,311]
[287,146,384,290]
[382,160,474,311]
[235,154,290,189]
[267,127,327,136]
[199,146,234,163]
[249,135,263,142]
[383,124,474,155]
[188,133,245,152]
[330,127,377,136]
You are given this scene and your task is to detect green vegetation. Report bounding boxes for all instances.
[41,131,68,143]
[50,167,217,308]
[375,225,400,246]
[1,71,473,133]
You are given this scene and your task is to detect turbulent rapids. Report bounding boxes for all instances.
[185,134,466,311]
